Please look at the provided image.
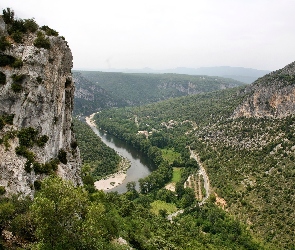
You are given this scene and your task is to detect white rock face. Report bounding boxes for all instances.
[0,17,82,196]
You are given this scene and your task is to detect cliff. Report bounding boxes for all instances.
[232,61,295,118]
[0,14,81,196]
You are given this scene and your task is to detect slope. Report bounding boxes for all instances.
[94,61,295,249]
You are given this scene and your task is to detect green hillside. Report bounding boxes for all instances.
[73,71,246,115]
[94,76,295,248]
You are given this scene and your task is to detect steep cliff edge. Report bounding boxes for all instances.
[0,14,81,196]
[232,61,295,118]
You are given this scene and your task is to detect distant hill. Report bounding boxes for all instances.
[73,71,246,115]
[73,72,128,116]
[75,66,270,84]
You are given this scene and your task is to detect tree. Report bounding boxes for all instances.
[30,177,88,249]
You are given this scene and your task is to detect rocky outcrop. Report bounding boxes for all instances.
[232,61,295,119]
[0,16,81,196]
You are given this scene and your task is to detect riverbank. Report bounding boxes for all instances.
[85,113,130,191]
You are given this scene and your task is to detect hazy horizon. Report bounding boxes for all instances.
[1,1,295,71]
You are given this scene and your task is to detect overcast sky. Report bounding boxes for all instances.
[1,0,295,71]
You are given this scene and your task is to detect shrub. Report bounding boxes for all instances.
[40,25,59,36]
[36,135,49,147]
[7,18,26,35]
[36,76,42,84]
[11,74,25,83]
[70,140,78,149]
[34,180,42,190]
[24,18,38,33]
[34,31,50,49]
[0,54,15,67]
[58,149,67,164]
[11,83,22,93]
[0,186,6,195]
[2,8,14,24]
[11,58,23,68]
[17,127,38,147]
[3,114,14,125]
[0,72,6,85]
[0,36,11,51]
[0,118,4,130]
[11,31,23,43]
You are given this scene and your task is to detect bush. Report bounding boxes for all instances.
[2,8,14,24]
[0,118,4,130]
[70,140,78,149]
[0,186,6,195]
[11,74,25,83]
[34,180,42,190]
[34,31,51,49]
[36,76,43,84]
[0,54,15,67]
[11,83,22,93]
[11,31,23,43]
[58,149,67,164]
[17,127,39,147]
[0,72,6,85]
[40,25,59,36]
[24,18,38,33]
[0,36,11,51]
[36,135,49,147]
[11,58,23,68]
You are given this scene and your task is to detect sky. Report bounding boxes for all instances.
[1,0,295,71]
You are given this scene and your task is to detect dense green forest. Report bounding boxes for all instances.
[93,84,295,249]
[0,176,268,249]
[73,70,245,115]
[72,118,121,182]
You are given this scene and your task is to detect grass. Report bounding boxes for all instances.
[161,148,181,164]
[150,200,177,215]
[172,167,181,183]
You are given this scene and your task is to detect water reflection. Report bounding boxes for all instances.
[89,126,155,193]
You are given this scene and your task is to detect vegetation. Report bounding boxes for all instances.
[0,176,267,249]
[40,25,58,36]
[72,118,121,180]
[0,36,10,51]
[73,70,245,116]
[34,31,51,49]
[93,76,295,248]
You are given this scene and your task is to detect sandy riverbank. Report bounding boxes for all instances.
[85,113,130,191]
[94,172,127,191]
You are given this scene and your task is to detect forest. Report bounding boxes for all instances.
[93,83,295,249]
[73,70,246,116]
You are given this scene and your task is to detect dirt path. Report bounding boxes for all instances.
[189,148,210,205]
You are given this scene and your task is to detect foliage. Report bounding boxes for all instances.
[72,118,121,180]
[0,36,10,51]
[57,149,67,164]
[24,18,38,33]
[2,8,14,24]
[34,31,51,49]
[0,72,5,85]
[73,70,246,116]
[0,114,13,130]
[40,25,59,36]
[11,58,23,68]
[0,54,15,67]
[0,187,5,195]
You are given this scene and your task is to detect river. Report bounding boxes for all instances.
[89,126,155,193]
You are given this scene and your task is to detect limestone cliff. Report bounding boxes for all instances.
[0,15,81,196]
[232,61,295,118]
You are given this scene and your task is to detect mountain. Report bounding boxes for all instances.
[94,61,295,249]
[73,71,128,116]
[0,13,81,196]
[73,70,246,115]
[78,66,270,84]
